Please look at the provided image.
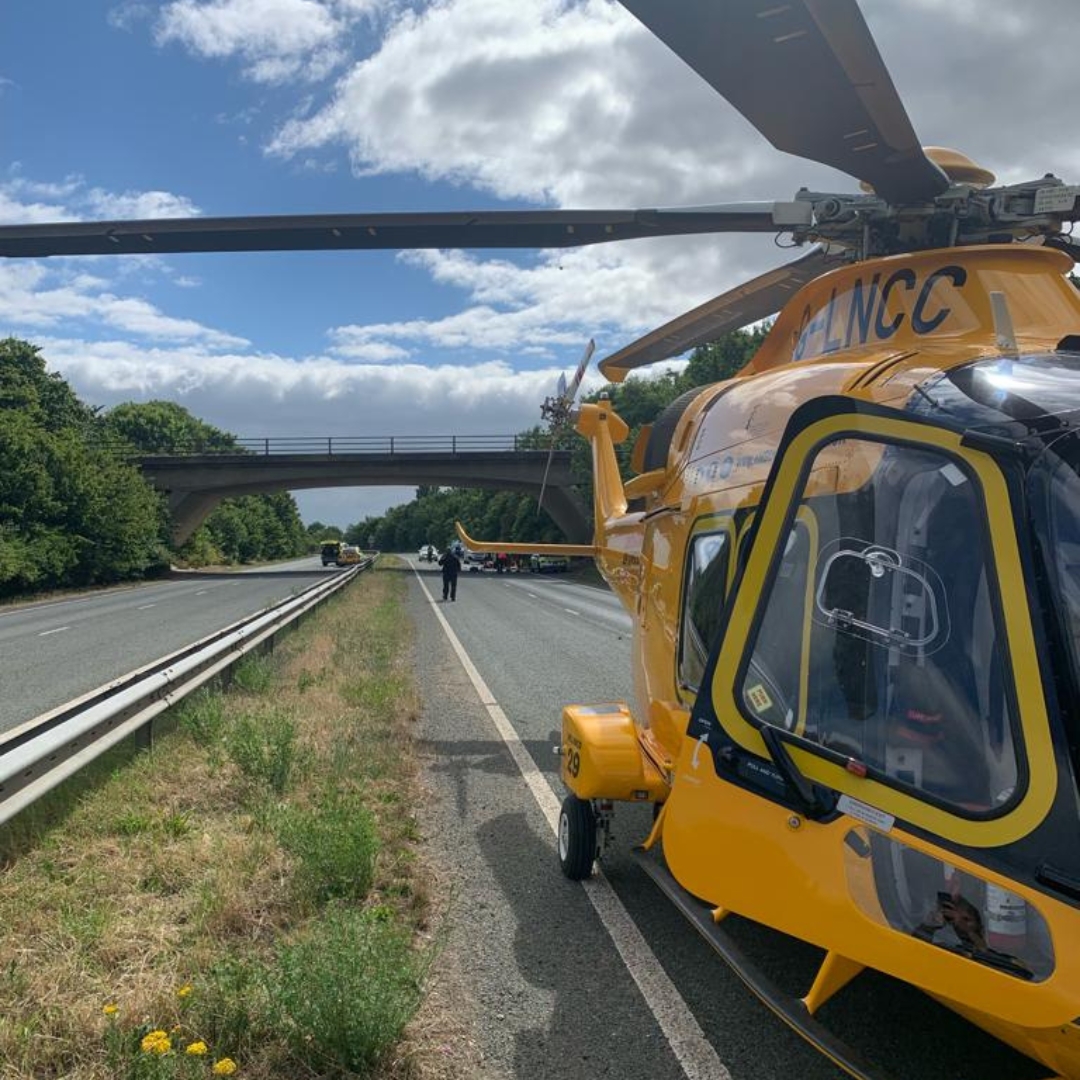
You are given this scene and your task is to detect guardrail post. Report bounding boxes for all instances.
[328,437,333,455]
[452,435,456,454]
[390,436,394,454]
[264,438,270,455]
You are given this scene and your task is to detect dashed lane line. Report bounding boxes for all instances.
[414,569,730,1080]
[38,626,70,637]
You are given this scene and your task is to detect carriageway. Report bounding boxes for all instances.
[126,435,591,545]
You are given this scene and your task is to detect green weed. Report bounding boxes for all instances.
[225,712,302,795]
[274,794,378,904]
[230,653,274,695]
[177,692,227,747]
[262,906,425,1075]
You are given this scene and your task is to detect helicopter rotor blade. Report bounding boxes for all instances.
[539,339,596,516]
[0,203,811,260]
[598,246,833,383]
[618,0,949,206]
[565,338,596,402]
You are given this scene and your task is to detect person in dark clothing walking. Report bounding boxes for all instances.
[438,548,462,600]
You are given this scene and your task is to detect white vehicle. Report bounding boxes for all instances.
[418,544,439,563]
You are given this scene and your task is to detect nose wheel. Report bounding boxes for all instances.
[558,794,597,880]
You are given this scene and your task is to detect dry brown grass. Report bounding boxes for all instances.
[0,560,458,1079]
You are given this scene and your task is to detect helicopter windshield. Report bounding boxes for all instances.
[1030,432,1080,696]
[740,437,1020,815]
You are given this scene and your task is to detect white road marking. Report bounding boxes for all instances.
[38,626,70,637]
[137,604,156,610]
[195,590,208,595]
[527,593,539,599]
[563,607,580,616]
[414,570,729,1080]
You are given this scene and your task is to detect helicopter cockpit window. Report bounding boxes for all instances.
[741,439,1019,815]
[679,530,731,692]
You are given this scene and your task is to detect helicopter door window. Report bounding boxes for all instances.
[843,828,1053,981]
[740,439,1019,815]
[679,529,731,693]
[740,521,812,730]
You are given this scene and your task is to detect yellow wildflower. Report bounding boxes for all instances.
[177,984,193,999]
[186,1041,208,1056]
[141,1030,172,1055]
[102,1003,118,1016]
[212,1058,238,1075]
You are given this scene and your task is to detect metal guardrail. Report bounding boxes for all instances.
[0,557,376,826]
[89,434,564,457]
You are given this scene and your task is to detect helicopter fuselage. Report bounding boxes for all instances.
[572,243,1080,1077]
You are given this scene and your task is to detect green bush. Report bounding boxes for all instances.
[230,653,274,695]
[274,794,378,904]
[177,692,227,747]
[226,711,301,795]
[263,906,425,1075]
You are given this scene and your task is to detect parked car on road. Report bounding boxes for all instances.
[530,555,570,573]
[338,545,362,565]
[418,544,439,562]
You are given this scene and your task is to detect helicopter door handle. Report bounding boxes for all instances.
[1035,861,1080,902]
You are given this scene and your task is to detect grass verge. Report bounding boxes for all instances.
[0,560,440,1079]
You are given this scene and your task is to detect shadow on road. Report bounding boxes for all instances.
[476,809,682,1080]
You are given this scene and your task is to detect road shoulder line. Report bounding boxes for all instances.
[413,569,730,1080]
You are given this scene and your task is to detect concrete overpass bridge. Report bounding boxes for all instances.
[125,435,591,545]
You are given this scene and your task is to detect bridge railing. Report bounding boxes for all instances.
[90,434,565,457]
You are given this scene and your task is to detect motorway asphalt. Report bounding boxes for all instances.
[404,557,1048,1080]
[0,556,339,734]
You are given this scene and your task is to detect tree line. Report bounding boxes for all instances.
[0,338,308,598]
[0,326,767,598]
[344,326,769,553]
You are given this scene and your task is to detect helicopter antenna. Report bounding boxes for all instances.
[989,291,1019,358]
[538,339,595,516]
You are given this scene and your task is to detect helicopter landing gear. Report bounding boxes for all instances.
[558,796,615,880]
[558,795,595,879]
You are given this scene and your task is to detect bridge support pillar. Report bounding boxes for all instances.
[167,491,225,546]
[538,485,592,545]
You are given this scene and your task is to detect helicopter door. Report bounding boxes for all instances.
[706,399,1056,848]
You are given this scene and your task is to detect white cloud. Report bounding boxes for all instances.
[107,3,152,31]
[155,0,386,84]
[0,262,246,348]
[0,172,201,225]
[268,0,759,207]
[37,334,580,435]
[84,188,201,220]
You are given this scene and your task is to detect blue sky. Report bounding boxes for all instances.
[3,0,1079,526]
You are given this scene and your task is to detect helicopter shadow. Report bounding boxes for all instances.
[476,809,687,1079]
[419,730,564,818]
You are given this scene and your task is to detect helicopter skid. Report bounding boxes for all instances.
[634,846,909,1080]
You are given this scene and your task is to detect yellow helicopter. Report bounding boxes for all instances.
[5,1,1080,1076]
